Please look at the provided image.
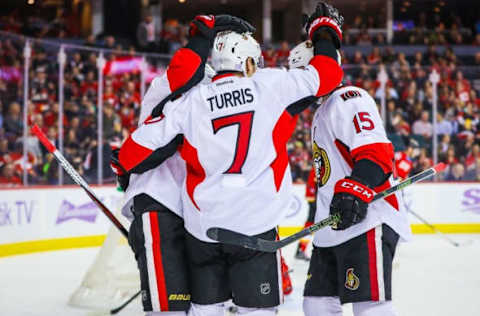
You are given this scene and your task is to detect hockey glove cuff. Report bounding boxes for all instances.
[329,177,374,230]
[111,148,130,191]
[304,2,344,49]
[189,15,216,39]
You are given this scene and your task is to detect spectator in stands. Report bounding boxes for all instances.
[435,113,453,135]
[4,102,23,137]
[262,44,277,68]
[275,41,290,67]
[104,36,116,50]
[412,110,433,138]
[84,34,97,47]
[137,12,157,52]
[445,162,466,181]
[465,158,480,181]
[0,163,21,185]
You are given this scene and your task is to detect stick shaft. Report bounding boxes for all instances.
[31,125,129,238]
[214,164,445,252]
[110,290,142,314]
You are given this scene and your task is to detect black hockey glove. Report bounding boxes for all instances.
[329,177,375,230]
[111,148,130,192]
[189,14,255,41]
[214,14,256,34]
[303,2,344,49]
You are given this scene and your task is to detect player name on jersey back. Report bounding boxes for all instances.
[206,87,254,112]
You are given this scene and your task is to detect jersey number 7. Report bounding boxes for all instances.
[211,111,255,174]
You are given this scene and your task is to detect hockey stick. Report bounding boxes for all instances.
[31,125,142,314]
[401,192,473,247]
[32,124,129,238]
[206,163,447,252]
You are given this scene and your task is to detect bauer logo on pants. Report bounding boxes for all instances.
[345,268,360,290]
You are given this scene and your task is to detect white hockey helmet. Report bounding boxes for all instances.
[288,40,341,69]
[211,31,262,76]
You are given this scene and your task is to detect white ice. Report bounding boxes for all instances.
[1,234,479,316]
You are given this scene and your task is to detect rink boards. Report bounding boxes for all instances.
[1,183,479,257]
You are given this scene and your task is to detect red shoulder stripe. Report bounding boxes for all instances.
[166,48,202,92]
[309,55,343,97]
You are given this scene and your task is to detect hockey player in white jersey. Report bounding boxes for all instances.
[111,14,255,316]
[112,3,344,315]
[288,39,411,316]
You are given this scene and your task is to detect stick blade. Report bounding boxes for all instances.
[206,227,278,252]
[207,227,259,249]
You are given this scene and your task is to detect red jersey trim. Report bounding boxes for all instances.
[351,142,394,175]
[119,136,154,172]
[309,55,343,97]
[166,48,202,92]
[374,179,399,211]
[179,138,206,210]
[366,229,380,301]
[334,139,354,169]
[149,212,169,311]
[270,111,298,191]
[212,73,236,82]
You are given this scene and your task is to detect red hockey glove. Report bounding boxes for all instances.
[189,15,216,39]
[329,177,374,230]
[111,148,130,191]
[303,2,344,49]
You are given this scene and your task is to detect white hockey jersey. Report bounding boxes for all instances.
[118,58,343,242]
[311,86,412,247]
[122,75,186,219]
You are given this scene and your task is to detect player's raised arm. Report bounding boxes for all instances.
[255,2,344,113]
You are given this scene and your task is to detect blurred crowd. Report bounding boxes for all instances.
[0,37,147,186]
[285,46,480,183]
[1,17,480,186]
[342,13,480,46]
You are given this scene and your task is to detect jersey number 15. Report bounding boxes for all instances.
[211,111,254,174]
[353,112,374,134]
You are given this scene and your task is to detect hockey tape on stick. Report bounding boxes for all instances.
[207,163,447,252]
[31,124,129,238]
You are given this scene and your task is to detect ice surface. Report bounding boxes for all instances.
[1,234,479,316]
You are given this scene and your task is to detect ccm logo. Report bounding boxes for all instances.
[308,17,340,35]
[340,182,373,199]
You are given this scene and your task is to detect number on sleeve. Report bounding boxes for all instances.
[353,112,374,133]
[211,111,254,174]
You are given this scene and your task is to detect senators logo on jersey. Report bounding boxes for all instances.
[312,141,331,187]
[344,268,360,290]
